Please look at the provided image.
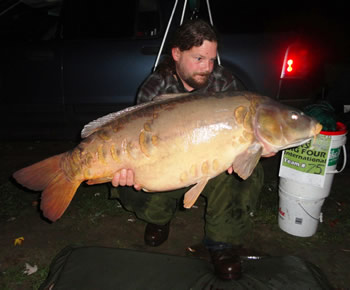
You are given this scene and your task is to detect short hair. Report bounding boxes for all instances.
[170,19,218,51]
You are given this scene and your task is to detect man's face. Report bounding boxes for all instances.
[172,40,217,91]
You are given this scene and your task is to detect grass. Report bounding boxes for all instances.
[252,178,350,246]
[0,178,123,222]
[253,180,279,225]
[0,264,49,290]
[1,160,350,288]
[0,181,40,221]
[72,183,125,223]
[0,181,125,289]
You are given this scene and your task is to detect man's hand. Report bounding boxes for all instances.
[111,169,141,191]
[227,166,234,175]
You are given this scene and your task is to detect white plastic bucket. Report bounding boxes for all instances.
[278,190,325,237]
[278,122,347,237]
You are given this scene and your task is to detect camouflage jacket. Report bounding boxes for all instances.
[136,64,240,104]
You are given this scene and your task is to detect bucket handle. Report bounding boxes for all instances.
[298,202,321,221]
[328,145,347,174]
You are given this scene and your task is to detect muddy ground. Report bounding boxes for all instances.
[0,140,349,289]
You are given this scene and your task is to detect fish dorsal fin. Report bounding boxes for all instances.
[81,102,153,138]
[152,93,190,101]
[81,93,191,138]
[232,143,263,180]
[183,177,209,209]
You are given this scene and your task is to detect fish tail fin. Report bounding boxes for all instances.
[13,153,81,222]
[13,153,65,191]
[40,172,81,221]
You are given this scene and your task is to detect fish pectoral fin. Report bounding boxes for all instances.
[183,178,209,209]
[232,143,263,180]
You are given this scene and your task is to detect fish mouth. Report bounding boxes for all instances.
[280,137,312,151]
[315,123,323,135]
[312,123,323,143]
[280,123,322,151]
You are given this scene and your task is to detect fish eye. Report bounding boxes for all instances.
[290,111,299,120]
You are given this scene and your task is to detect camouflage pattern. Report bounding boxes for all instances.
[111,163,263,245]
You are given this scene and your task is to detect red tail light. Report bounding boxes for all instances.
[280,43,311,79]
[286,59,293,72]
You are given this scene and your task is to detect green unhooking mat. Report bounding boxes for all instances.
[39,246,331,290]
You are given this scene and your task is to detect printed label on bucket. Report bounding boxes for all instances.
[279,207,285,219]
[328,147,340,166]
[279,134,332,187]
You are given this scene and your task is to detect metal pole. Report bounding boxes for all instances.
[180,0,188,25]
[153,0,179,71]
[0,1,20,16]
[206,0,221,65]
[206,0,213,25]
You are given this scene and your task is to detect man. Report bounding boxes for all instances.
[110,19,264,280]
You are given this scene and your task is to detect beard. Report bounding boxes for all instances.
[181,72,210,90]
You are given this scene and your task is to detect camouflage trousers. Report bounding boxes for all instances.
[110,163,264,245]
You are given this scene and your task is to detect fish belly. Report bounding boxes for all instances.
[82,94,253,191]
[128,97,251,191]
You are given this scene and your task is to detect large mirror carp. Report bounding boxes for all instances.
[13,91,322,222]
